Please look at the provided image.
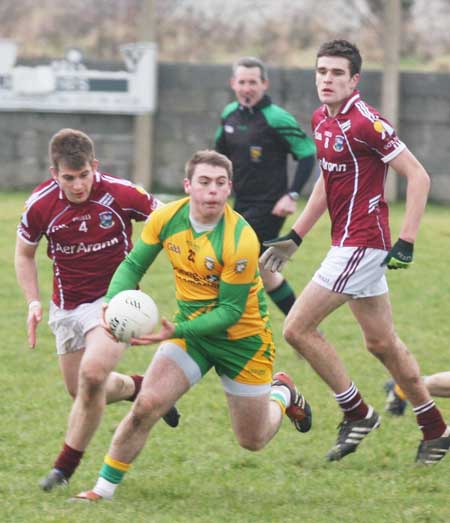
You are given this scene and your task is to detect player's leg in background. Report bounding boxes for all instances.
[424,372,450,397]
[259,264,297,315]
[384,371,450,416]
[58,349,85,399]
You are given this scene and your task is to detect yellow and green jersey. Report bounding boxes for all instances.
[106,197,271,340]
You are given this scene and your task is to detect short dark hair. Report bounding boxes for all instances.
[232,56,268,81]
[185,150,233,181]
[49,128,95,171]
[316,40,362,76]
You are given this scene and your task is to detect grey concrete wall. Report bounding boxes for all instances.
[0,112,134,189]
[1,63,450,203]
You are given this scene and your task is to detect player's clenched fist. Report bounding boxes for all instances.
[381,238,414,270]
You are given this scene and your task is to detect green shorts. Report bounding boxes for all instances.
[165,327,275,387]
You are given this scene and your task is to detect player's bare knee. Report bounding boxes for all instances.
[133,390,166,420]
[283,321,297,345]
[283,321,309,352]
[237,434,266,452]
[365,335,396,359]
[79,361,108,394]
[66,384,78,400]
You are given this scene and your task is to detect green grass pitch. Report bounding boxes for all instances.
[1,192,449,522]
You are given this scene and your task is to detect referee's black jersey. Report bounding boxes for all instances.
[215,95,316,204]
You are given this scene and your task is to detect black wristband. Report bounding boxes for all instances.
[288,229,303,246]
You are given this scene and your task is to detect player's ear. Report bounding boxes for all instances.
[350,73,360,89]
[49,166,58,180]
[183,177,191,194]
[91,159,99,172]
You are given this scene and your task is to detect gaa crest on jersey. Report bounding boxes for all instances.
[224,125,234,133]
[333,135,345,152]
[235,258,248,273]
[98,211,114,229]
[204,256,215,270]
[250,146,262,162]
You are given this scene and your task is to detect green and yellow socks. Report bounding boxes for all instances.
[92,455,132,500]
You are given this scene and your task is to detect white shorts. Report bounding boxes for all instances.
[48,297,104,355]
[312,246,389,298]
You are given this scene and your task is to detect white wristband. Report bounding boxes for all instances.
[28,300,41,309]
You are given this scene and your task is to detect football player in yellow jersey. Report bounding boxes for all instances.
[74,150,312,502]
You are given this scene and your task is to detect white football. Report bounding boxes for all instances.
[105,290,159,343]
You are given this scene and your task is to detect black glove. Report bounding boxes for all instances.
[260,230,302,272]
[381,238,414,270]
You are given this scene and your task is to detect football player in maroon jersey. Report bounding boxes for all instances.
[261,40,450,465]
[15,128,179,492]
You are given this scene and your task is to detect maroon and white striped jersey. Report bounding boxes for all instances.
[18,172,159,309]
[312,90,406,250]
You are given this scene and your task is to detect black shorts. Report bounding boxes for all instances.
[234,201,285,253]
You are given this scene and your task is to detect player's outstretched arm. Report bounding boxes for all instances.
[27,301,43,349]
[15,238,42,349]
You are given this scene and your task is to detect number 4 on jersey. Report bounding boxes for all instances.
[78,221,88,232]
